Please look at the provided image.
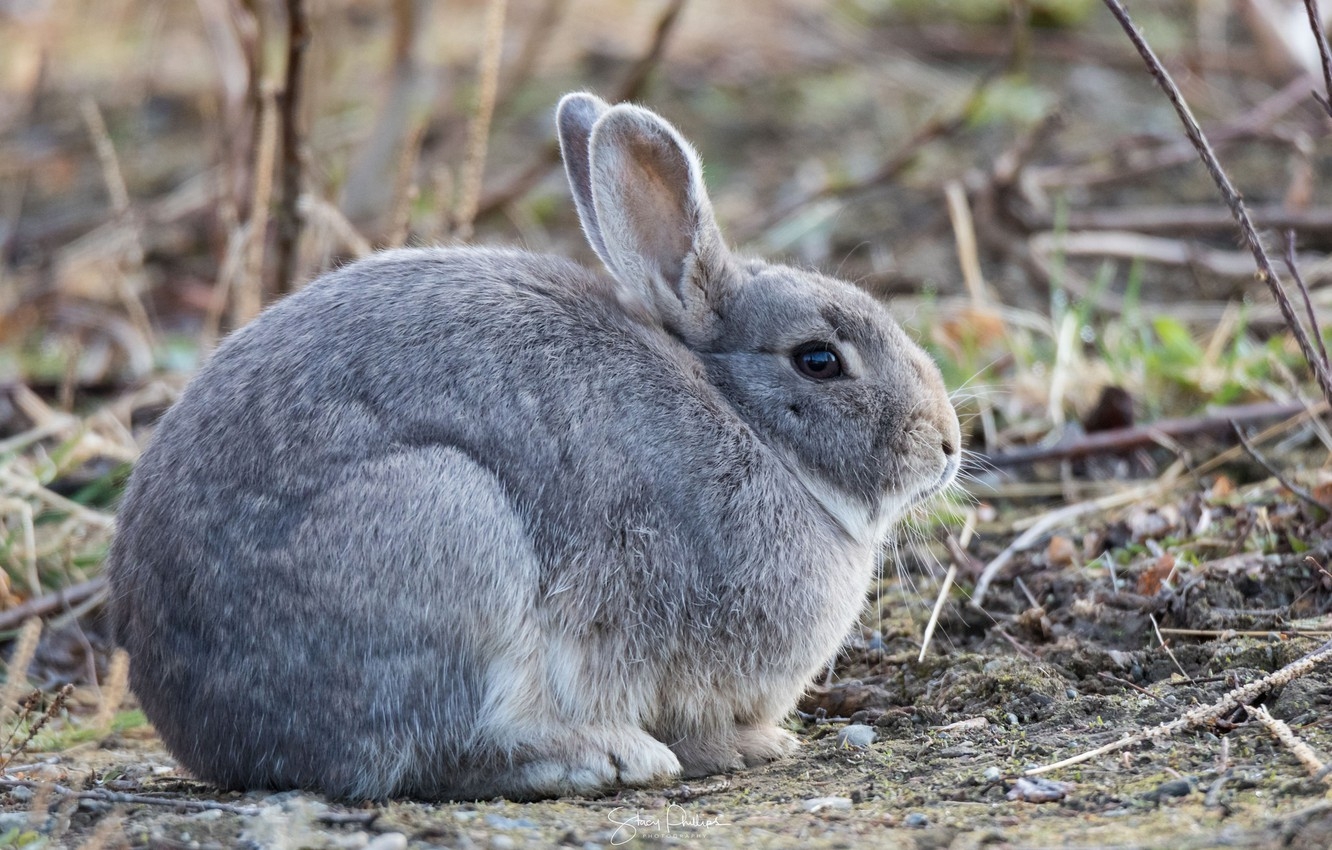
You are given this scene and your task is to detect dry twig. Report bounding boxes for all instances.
[453,0,509,240]
[1026,638,1332,776]
[1247,704,1330,783]
[1102,0,1332,409]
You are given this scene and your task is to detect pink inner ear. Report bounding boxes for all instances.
[619,136,695,285]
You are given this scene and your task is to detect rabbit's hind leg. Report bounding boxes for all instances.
[478,639,681,798]
[734,724,799,767]
[497,724,682,799]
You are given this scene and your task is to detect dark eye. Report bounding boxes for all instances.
[792,347,843,380]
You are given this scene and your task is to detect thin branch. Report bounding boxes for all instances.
[274,0,310,296]
[734,71,997,244]
[1231,421,1331,515]
[1284,231,1331,371]
[1301,0,1332,116]
[474,0,687,218]
[974,400,1310,470]
[1102,0,1332,410]
[0,578,106,633]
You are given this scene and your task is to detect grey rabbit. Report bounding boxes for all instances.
[107,92,961,801]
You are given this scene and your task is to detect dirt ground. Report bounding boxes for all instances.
[3,0,1332,847]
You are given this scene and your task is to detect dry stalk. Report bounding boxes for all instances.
[1247,704,1331,783]
[0,619,42,720]
[1026,638,1332,776]
[453,0,509,241]
[1101,0,1332,409]
[94,649,130,734]
[1301,0,1332,115]
[274,0,310,296]
[78,97,131,220]
[235,82,280,327]
[0,684,73,770]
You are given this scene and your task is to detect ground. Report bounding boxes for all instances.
[2,0,1332,847]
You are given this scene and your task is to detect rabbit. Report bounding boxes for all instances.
[106,92,962,802]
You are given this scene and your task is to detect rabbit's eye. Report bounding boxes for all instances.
[793,347,843,380]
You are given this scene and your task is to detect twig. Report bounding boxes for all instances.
[975,400,1311,470]
[918,563,957,663]
[274,0,310,296]
[452,0,508,240]
[971,463,1184,608]
[1150,613,1193,683]
[1283,231,1331,371]
[1026,638,1332,776]
[1102,0,1332,409]
[474,0,687,218]
[0,778,262,816]
[1247,704,1331,783]
[736,71,996,244]
[1301,0,1332,116]
[1231,421,1331,515]
[0,577,107,633]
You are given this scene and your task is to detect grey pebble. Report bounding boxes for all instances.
[9,786,32,802]
[983,766,1003,782]
[366,833,409,850]
[801,796,853,813]
[490,836,517,850]
[0,813,29,830]
[836,724,877,749]
[485,814,538,829]
[904,812,929,828]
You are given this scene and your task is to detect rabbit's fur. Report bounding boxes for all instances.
[107,93,961,801]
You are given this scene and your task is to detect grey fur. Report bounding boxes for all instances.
[107,93,961,801]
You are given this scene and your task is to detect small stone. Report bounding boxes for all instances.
[1007,777,1074,803]
[983,767,1003,782]
[191,809,224,821]
[490,835,517,850]
[485,814,538,829]
[801,796,853,813]
[10,785,32,802]
[365,834,408,850]
[836,724,877,749]
[904,812,929,828]
[1006,713,1020,726]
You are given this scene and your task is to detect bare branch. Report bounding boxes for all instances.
[1102,0,1332,410]
[275,0,310,296]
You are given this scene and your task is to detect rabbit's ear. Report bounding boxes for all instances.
[556,92,612,265]
[587,104,730,340]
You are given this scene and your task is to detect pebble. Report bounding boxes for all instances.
[836,724,877,749]
[983,766,1003,782]
[904,812,929,828]
[485,814,539,829]
[191,809,224,821]
[10,786,32,802]
[801,796,853,813]
[365,833,408,850]
[490,835,517,850]
[1007,777,1075,803]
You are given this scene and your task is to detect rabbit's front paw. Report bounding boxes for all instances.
[735,725,799,767]
[517,726,680,797]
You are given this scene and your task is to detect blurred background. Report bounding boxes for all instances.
[0,0,1331,665]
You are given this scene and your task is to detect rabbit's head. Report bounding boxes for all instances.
[558,93,960,549]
